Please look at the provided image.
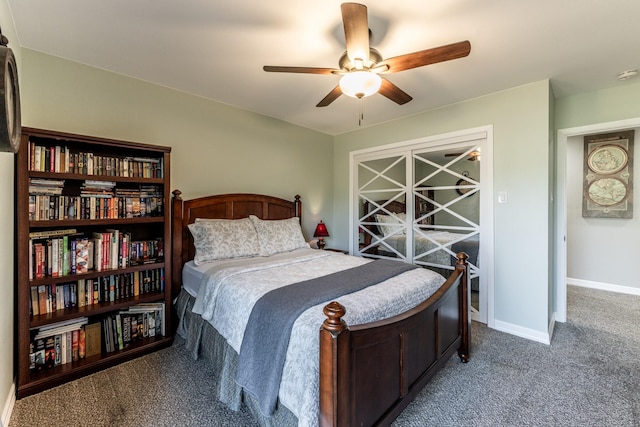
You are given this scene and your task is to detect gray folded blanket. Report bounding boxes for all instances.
[236,258,418,416]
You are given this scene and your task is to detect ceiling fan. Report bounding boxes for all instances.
[263,3,471,107]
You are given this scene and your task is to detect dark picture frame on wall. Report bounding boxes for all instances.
[582,130,634,218]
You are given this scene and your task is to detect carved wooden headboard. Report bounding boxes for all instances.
[170,190,301,298]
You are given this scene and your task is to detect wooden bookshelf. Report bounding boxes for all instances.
[15,127,173,398]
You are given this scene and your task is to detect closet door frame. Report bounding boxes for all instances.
[349,125,494,326]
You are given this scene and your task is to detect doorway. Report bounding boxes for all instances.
[556,118,640,322]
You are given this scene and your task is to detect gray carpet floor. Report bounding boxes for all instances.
[9,285,640,426]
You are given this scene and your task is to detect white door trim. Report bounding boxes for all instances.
[556,117,640,323]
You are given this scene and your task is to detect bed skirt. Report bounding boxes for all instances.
[174,289,299,427]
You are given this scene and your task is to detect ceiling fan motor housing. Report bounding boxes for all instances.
[339,48,383,71]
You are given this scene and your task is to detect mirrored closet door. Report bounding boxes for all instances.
[352,132,490,323]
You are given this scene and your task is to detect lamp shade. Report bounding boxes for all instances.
[339,71,381,99]
[313,221,329,238]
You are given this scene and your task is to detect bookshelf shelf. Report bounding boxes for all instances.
[24,335,173,397]
[29,291,166,328]
[29,170,165,184]
[27,261,166,286]
[15,127,173,399]
[30,217,165,228]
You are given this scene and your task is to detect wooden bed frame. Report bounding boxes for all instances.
[171,190,470,427]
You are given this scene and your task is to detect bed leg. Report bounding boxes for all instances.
[456,252,471,363]
[319,301,350,427]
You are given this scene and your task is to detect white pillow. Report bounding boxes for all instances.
[375,213,407,236]
[188,217,260,265]
[249,215,309,256]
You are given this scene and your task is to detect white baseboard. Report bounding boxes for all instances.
[1,381,15,427]
[567,278,640,296]
[493,319,551,345]
[491,278,638,346]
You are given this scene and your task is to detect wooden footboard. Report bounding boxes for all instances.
[319,253,470,427]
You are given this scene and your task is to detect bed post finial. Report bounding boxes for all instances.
[294,194,302,224]
[322,301,347,334]
[172,189,182,200]
[455,251,469,266]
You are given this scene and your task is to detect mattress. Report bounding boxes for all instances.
[182,260,211,297]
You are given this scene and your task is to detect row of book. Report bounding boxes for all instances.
[29,302,165,371]
[29,194,164,221]
[29,268,165,316]
[29,318,91,371]
[29,228,163,280]
[28,142,164,179]
[103,303,165,353]
[29,180,163,221]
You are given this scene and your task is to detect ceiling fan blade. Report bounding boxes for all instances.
[381,40,471,73]
[378,78,412,105]
[316,85,343,107]
[263,66,337,75]
[341,3,370,63]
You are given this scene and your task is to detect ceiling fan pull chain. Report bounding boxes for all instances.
[358,98,364,126]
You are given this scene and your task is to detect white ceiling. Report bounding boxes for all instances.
[6,0,640,135]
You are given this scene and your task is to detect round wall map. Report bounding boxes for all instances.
[587,177,627,206]
[587,144,628,175]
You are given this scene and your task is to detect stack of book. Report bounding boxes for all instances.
[28,179,65,221]
[114,185,163,218]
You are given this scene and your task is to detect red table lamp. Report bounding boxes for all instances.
[313,220,329,250]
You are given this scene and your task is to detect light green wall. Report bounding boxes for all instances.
[0,0,19,417]
[20,49,334,239]
[333,81,552,334]
[555,80,640,130]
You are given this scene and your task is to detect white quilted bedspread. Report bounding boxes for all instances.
[191,248,445,427]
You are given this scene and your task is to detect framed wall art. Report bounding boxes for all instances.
[582,130,634,218]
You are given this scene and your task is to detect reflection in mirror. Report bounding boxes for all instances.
[414,146,480,312]
[355,144,481,314]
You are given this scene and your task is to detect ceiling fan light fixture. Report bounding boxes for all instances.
[339,71,381,99]
[618,69,638,81]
